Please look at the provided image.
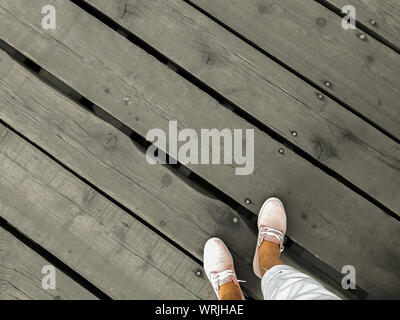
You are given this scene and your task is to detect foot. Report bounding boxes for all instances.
[253,197,287,278]
[203,238,245,300]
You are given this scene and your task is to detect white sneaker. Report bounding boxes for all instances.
[253,197,287,278]
[203,238,245,300]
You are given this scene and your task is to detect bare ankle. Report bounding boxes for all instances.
[258,241,284,276]
[218,282,244,300]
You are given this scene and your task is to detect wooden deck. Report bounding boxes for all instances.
[0,0,399,300]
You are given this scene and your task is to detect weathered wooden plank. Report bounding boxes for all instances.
[0,227,97,300]
[0,0,399,298]
[0,50,354,301]
[0,51,262,299]
[0,124,217,300]
[327,0,400,49]
[187,0,400,140]
[84,0,400,216]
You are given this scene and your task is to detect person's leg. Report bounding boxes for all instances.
[219,282,243,300]
[254,197,340,300]
[261,264,340,300]
[203,238,245,300]
[258,241,284,276]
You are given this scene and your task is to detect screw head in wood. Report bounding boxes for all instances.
[245,199,251,205]
[317,94,324,100]
[278,148,284,154]
[291,131,297,137]
[123,96,131,105]
[233,216,239,223]
[195,270,203,277]
[359,34,366,40]
[324,81,331,88]
[370,20,377,26]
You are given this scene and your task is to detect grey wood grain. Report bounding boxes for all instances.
[0,0,399,298]
[187,0,400,140]
[84,0,400,216]
[327,0,400,49]
[0,228,97,300]
[0,123,217,299]
[0,51,263,299]
[0,50,354,300]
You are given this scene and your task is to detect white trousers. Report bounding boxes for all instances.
[261,265,341,300]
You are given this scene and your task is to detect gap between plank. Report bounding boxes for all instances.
[0,215,111,300]
[314,0,400,55]
[172,0,400,145]
[0,116,205,271]
[0,43,374,298]
[52,1,400,220]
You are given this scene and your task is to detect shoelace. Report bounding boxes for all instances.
[209,270,246,293]
[258,226,285,252]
